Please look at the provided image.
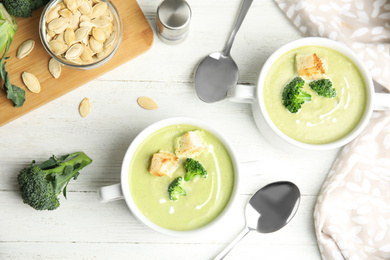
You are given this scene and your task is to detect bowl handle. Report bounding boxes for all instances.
[374,93,390,111]
[227,84,256,103]
[97,183,124,203]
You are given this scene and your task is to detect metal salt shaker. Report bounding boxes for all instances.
[157,0,192,44]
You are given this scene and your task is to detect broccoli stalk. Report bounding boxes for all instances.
[282,77,311,113]
[309,79,337,98]
[0,3,26,107]
[17,152,92,210]
[168,177,186,201]
[183,158,207,182]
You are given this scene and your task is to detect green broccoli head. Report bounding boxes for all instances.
[309,79,336,98]
[168,177,186,201]
[18,164,59,210]
[282,77,311,113]
[3,0,32,18]
[184,158,207,182]
[17,152,92,210]
[30,0,50,10]
[3,0,50,17]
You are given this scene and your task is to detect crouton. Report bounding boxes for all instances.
[296,53,327,80]
[149,151,179,177]
[174,131,208,158]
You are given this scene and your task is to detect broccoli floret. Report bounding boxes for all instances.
[17,152,92,210]
[3,0,49,17]
[168,177,186,201]
[30,0,50,10]
[309,79,336,98]
[282,77,311,113]
[183,158,207,182]
[3,0,32,17]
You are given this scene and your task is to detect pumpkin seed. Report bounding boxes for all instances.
[54,22,69,34]
[47,17,68,31]
[65,43,84,59]
[137,97,159,110]
[64,0,78,14]
[89,37,103,53]
[17,40,35,59]
[79,21,95,28]
[92,27,105,42]
[91,2,107,19]
[78,0,92,15]
[104,9,113,21]
[58,2,66,9]
[69,11,81,30]
[80,14,91,22]
[48,58,61,79]
[59,8,73,18]
[22,72,41,93]
[49,40,69,54]
[74,26,90,42]
[80,45,94,62]
[96,46,112,59]
[54,32,65,43]
[91,15,110,27]
[104,32,115,48]
[79,98,90,117]
[47,29,56,38]
[77,0,84,7]
[46,5,61,23]
[64,28,75,46]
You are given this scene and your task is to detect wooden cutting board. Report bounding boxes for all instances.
[0,0,153,127]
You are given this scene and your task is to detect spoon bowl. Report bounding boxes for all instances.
[194,0,253,103]
[214,181,300,260]
[194,53,239,102]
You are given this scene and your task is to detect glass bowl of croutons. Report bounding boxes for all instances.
[39,0,122,70]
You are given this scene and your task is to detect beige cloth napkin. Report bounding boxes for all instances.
[273,0,390,259]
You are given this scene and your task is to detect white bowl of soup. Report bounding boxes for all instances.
[98,117,239,236]
[228,37,389,151]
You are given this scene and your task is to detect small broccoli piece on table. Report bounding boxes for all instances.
[282,77,311,113]
[183,158,207,182]
[309,79,336,98]
[17,152,92,210]
[168,177,186,201]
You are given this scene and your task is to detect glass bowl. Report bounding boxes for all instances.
[39,0,123,70]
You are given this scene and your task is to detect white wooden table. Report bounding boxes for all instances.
[0,0,340,259]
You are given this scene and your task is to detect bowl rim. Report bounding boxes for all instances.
[39,0,123,69]
[120,117,240,237]
[256,37,374,151]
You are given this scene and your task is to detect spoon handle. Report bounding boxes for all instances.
[213,227,251,260]
[222,0,253,57]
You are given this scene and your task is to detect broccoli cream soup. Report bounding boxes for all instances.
[128,125,234,231]
[264,46,366,144]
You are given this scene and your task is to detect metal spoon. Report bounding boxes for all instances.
[214,181,301,260]
[194,0,253,103]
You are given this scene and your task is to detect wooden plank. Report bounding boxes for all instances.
[0,0,153,126]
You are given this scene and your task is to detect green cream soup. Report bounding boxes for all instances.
[264,46,367,144]
[128,125,235,231]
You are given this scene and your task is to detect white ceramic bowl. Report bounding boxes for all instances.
[228,37,390,151]
[98,117,240,237]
